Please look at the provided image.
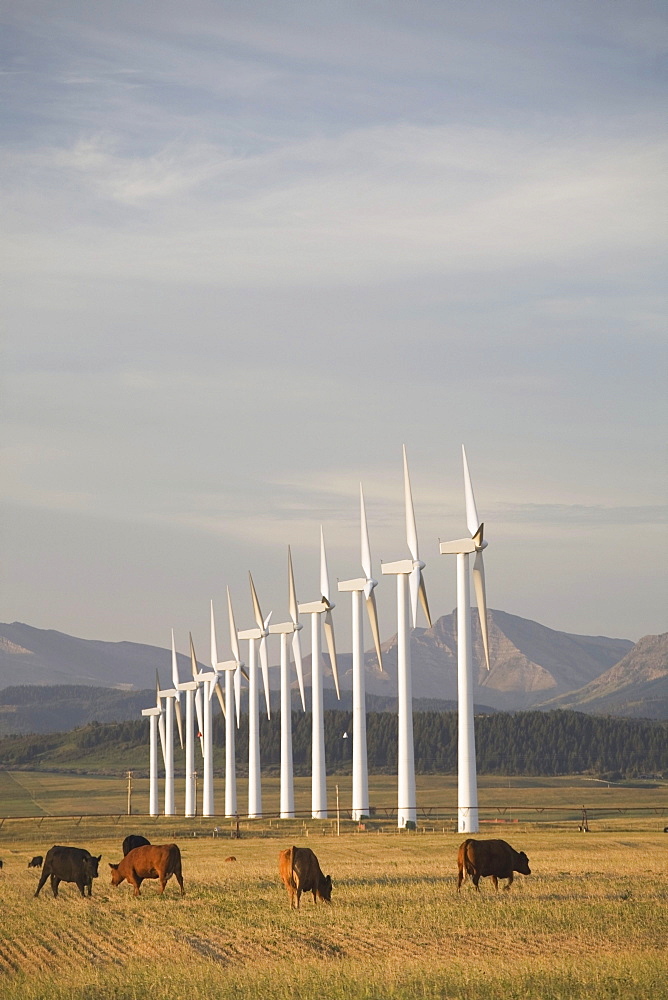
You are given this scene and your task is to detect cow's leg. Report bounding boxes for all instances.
[472,873,480,891]
[51,876,61,897]
[34,869,50,897]
[132,877,142,897]
[174,869,185,896]
[296,888,302,910]
[457,866,464,892]
[504,873,513,891]
[491,875,499,892]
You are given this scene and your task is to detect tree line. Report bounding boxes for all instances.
[1,709,665,779]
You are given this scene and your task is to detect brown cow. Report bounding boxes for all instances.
[278,846,332,910]
[109,844,185,897]
[457,838,531,892]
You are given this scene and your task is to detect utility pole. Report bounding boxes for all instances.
[126,771,133,816]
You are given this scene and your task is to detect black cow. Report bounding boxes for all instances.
[457,838,531,892]
[34,846,101,898]
[28,856,43,868]
[122,834,151,856]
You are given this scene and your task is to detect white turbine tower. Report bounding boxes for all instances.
[207,601,238,816]
[298,527,340,820]
[175,634,199,817]
[439,445,491,835]
[237,574,272,819]
[220,588,245,817]
[338,486,384,821]
[381,447,432,829]
[157,648,184,816]
[186,622,224,818]
[141,677,165,818]
[269,547,307,819]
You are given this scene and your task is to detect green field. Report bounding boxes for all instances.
[0,815,666,1000]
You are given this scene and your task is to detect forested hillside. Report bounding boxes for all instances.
[1,710,665,779]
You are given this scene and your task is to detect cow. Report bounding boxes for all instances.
[122,834,151,856]
[457,838,531,893]
[28,856,43,868]
[109,843,185,897]
[34,846,101,898]
[278,846,332,910]
[224,856,237,862]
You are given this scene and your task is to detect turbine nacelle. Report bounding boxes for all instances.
[440,446,491,672]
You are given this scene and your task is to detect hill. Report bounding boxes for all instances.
[538,633,668,719]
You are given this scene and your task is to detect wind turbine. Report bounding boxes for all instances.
[184,619,225,818]
[157,647,184,816]
[338,485,384,821]
[439,445,491,834]
[269,547,306,819]
[176,633,202,817]
[381,446,432,829]
[237,573,272,819]
[140,677,164,818]
[298,527,340,820]
[210,596,244,818]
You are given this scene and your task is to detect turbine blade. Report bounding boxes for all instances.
[210,600,218,669]
[189,633,198,681]
[291,629,306,712]
[158,710,166,765]
[194,686,204,756]
[174,697,184,749]
[418,573,432,629]
[323,609,340,700]
[360,484,372,579]
[155,669,161,707]
[462,445,481,538]
[403,445,419,561]
[259,636,271,720]
[319,526,328,601]
[472,549,491,671]
[234,665,242,729]
[365,589,383,668]
[408,566,420,628]
[227,587,241,663]
[171,629,181,691]
[249,572,264,631]
[288,546,299,623]
[214,678,226,719]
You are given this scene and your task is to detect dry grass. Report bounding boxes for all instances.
[0,825,666,999]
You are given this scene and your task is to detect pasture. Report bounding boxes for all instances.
[0,815,666,998]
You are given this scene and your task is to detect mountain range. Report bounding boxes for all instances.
[0,614,666,733]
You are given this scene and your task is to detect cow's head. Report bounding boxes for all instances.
[516,851,531,876]
[109,862,125,887]
[317,873,333,904]
[84,855,101,880]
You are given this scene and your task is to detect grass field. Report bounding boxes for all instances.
[0,770,667,1000]
[0,823,666,1000]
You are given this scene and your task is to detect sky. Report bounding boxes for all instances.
[2,0,666,659]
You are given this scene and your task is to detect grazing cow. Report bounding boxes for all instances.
[457,838,531,893]
[34,846,101,898]
[224,856,237,862]
[278,846,332,910]
[28,856,43,868]
[109,844,184,897]
[122,834,151,856]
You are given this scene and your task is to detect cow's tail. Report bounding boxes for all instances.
[289,846,297,888]
[462,839,476,877]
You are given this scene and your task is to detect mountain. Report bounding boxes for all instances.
[0,623,194,689]
[315,609,634,711]
[537,633,668,719]
[0,613,641,721]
